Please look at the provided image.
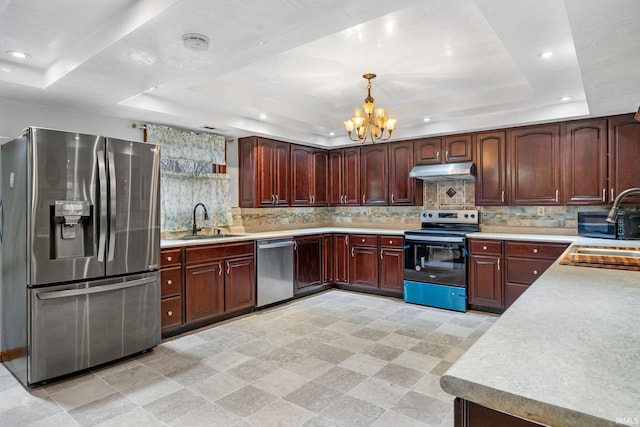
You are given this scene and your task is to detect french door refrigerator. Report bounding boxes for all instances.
[1,127,161,386]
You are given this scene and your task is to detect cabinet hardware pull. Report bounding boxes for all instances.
[555,189,559,202]
[533,270,538,275]
[167,310,173,316]
[310,196,313,204]
[219,261,223,276]
[275,194,279,204]
[445,150,449,162]
[611,188,614,201]
[226,261,230,275]
[362,194,366,204]
[294,241,298,251]
[436,151,440,161]
[167,279,172,285]
[312,195,315,204]
[497,258,500,271]
[533,248,538,254]
[391,194,395,204]
[380,249,384,259]
[271,194,275,204]
[501,191,504,203]
[341,194,345,204]
[344,235,348,246]
[602,188,606,202]
[351,247,355,258]
[167,256,172,262]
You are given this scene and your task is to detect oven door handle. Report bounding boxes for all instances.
[404,236,466,244]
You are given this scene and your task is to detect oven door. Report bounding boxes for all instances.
[404,234,468,287]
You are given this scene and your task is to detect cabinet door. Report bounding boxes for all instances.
[343,147,361,205]
[609,114,640,204]
[468,254,504,309]
[239,137,257,207]
[329,150,344,206]
[291,145,312,206]
[475,131,507,206]
[185,262,224,322]
[414,137,443,165]
[294,237,322,292]
[225,256,256,312]
[379,247,403,293]
[322,235,333,284]
[350,245,379,288]
[388,141,415,205]
[312,149,328,206]
[333,234,350,285]
[273,140,290,205]
[257,138,277,206]
[444,134,473,163]
[508,125,562,205]
[563,119,608,205]
[361,144,388,205]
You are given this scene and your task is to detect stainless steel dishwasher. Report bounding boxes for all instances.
[256,238,295,307]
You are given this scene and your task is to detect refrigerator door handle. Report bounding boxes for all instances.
[107,150,117,261]
[97,150,108,262]
[35,276,157,300]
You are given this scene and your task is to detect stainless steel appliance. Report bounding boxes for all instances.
[1,127,161,386]
[403,210,479,312]
[578,211,640,240]
[256,238,294,307]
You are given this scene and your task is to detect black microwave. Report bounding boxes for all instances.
[577,211,640,240]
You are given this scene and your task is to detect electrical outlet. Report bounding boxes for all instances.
[537,207,544,216]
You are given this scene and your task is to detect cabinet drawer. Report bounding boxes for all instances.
[505,241,568,259]
[379,236,404,248]
[161,266,182,298]
[469,239,503,255]
[161,249,182,267]
[186,242,255,265]
[351,234,378,247]
[161,296,183,329]
[506,282,529,307]
[506,258,554,284]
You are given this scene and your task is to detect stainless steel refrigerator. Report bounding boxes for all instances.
[1,127,161,386]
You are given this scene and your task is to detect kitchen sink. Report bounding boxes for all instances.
[560,245,640,270]
[168,234,246,241]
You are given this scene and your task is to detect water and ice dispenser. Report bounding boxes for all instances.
[51,200,93,259]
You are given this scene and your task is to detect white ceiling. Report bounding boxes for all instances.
[1,0,639,147]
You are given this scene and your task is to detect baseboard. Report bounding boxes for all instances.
[0,347,27,362]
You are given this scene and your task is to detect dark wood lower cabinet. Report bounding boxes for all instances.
[455,398,543,427]
[185,262,225,322]
[333,234,350,285]
[294,235,323,294]
[225,256,256,312]
[322,234,333,284]
[350,235,379,288]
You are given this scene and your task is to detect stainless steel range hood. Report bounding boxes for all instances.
[409,162,476,181]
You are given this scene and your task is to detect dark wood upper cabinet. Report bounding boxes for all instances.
[475,130,507,206]
[562,119,608,205]
[508,125,562,205]
[239,136,290,207]
[609,114,640,204]
[291,145,328,206]
[360,144,388,205]
[388,140,418,205]
[329,148,360,206]
[414,134,472,165]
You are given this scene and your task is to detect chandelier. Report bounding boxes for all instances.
[343,73,397,144]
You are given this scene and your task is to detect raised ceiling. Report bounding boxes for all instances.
[1,0,639,147]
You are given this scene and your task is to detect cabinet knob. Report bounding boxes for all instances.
[167,279,172,285]
[389,240,393,244]
[533,248,538,254]
[167,310,173,316]
[533,270,538,275]
[361,238,365,243]
[482,245,487,251]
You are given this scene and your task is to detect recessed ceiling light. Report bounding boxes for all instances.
[182,33,210,52]
[538,51,553,59]
[559,96,572,102]
[423,117,431,122]
[6,50,30,59]
[329,132,335,136]
[259,113,267,120]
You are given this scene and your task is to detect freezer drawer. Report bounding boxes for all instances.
[404,280,467,312]
[28,272,160,384]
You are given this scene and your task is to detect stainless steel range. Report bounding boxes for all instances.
[403,209,479,312]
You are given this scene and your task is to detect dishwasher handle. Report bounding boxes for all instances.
[257,240,295,249]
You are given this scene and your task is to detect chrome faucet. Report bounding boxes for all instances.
[192,203,209,235]
[606,188,640,223]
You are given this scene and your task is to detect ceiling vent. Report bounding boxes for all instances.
[182,33,210,51]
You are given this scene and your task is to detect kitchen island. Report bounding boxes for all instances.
[440,237,640,426]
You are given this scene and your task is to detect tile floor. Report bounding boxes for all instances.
[0,290,497,427]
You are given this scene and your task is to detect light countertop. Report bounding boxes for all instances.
[440,237,640,426]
